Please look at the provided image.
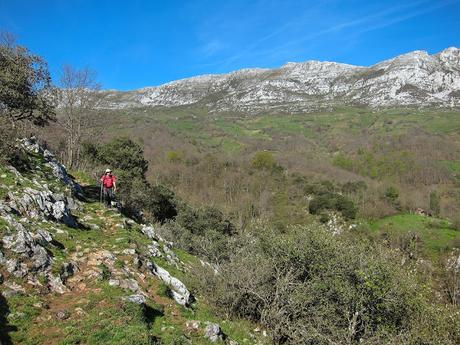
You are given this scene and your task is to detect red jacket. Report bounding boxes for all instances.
[101,174,116,188]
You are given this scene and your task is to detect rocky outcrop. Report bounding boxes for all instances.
[6,187,77,228]
[204,323,226,342]
[20,137,83,197]
[147,261,193,307]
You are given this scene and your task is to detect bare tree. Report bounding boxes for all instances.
[56,65,102,169]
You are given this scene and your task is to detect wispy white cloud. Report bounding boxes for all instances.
[211,0,458,70]
[200,39,226,57]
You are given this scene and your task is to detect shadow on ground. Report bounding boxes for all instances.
[80,184,102,203]
[0,294,17,345]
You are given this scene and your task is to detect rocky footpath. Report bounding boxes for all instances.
[0,139,264,344]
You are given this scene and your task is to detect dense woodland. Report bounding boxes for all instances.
[1,35,460,344]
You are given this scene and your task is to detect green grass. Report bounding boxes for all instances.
[369,214,460,260]
[440,160,460,181]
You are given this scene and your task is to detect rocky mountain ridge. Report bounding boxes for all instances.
[100,47,460,113]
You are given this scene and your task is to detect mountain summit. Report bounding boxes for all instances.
[102,48,460,113]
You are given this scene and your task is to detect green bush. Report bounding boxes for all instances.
[342,181,367,195]
[176,206,235,236]
[199,224,459,344]
[429,191,441,217]
[165,151,183,163]
[97,137,148,179]
[309,193,357,219]
[157,205,237,264]
[120,177,177,223]
[251,151,277,170]
[333,152,354,170]
[0,119,16,163]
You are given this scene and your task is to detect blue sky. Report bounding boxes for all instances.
[1,0,459,90]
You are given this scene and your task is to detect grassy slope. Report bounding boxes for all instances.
[120,107,460,150]
[96,106,460,256]
[368,214,459,260]
[0,161,267,345]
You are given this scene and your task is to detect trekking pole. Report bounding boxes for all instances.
[100,183,103,204]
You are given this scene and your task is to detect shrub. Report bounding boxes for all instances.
[252,151,277,170]
[165,151,183,163]
[157,205,236,264]
[429,191,441,217]
[333,152,354,170]
[0,119,16,163]
[309,193,357,219]
[97,137,148,179]
[176,206,235,236]
[342,181,367,195]
[200,224,459,344]
[120,177,177,223]
[384,186,399,203]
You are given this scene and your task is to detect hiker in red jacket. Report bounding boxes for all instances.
[100,168,117,207]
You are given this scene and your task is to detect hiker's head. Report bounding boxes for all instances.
[105,168,112,175]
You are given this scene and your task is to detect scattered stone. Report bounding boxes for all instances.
[74,307,86,316]
[34,229,53,245]
[123,294,146,305]
[88,223,100,230]
[108,279,120,287]
[60,262,78,282]
[20,137,83,197]
[119,278,140,292]
[204,323,225,342]
[10,187,78,227]
[122,248,136,255]
[148,262,193,307]
[47,274,67,294]
[55,310,70,320]
[147,242,162,257]
[33,302,44,308]
[32,246,51,271]
[140,225,157,240]
[2,282,26,297]
[185,320,201,331]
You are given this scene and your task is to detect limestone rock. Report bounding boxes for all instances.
[148,262,193,307]
[123,294,146,305]
[47,274,67,294]
[185,320,201,331]
[8,187,77,227]
[119,278,140,292]
[204,322,225,342]
[20,137,83,197]
[60,262,78,282]
[140,225,157,240]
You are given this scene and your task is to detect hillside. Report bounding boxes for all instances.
[2,36,460,344]
[0,138,267,345]
[99,48,460,113]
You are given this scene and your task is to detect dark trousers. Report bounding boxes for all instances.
[103,187,114,207]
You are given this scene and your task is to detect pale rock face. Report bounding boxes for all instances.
[20,137,83,197]
[148,261,193,307]
[97,47,460,113]
[204,323,225,342]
